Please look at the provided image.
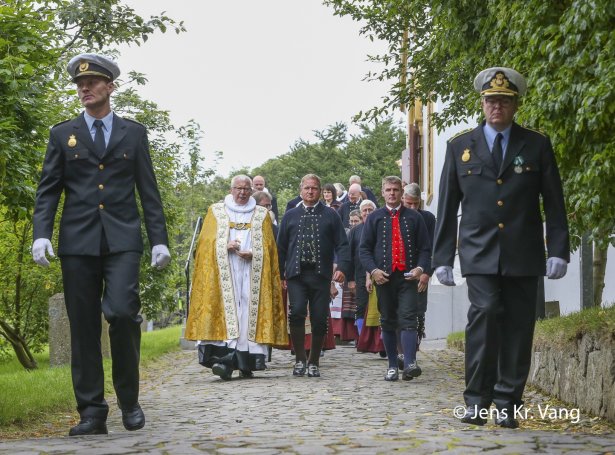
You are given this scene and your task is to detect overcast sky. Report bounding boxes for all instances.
[116,0,403,176]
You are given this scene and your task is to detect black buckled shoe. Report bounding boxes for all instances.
[495,415,519,429]
[69,418,108,436]
[212,363,233,380]
[460,408,487,426]
[307,364,320,377]
[384,367,399,381]
[402,361,422,380]
[293,360,306,376]
[121,403,145,431]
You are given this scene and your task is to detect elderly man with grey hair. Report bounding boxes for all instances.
[186,174,287,381]
[253,175,279,221]
[349,174,378,206]
[402,183,436,351]
[338,183,363,228]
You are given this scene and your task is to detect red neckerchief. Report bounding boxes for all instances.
[389,207,406,272]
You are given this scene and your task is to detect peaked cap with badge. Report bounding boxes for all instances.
[474,67,526,97]
[67,53,120,82]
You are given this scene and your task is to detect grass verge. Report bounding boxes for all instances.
[0,324,182,439]
[446,304,615,352]
[533,304,615,348]
[446,330,465,351]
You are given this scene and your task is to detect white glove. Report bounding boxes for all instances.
[435,266,455,286]
[32,238,55,267]
[151,244,171,269]
[546,257,567,279]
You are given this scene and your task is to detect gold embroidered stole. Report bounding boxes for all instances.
[211,203,266,340]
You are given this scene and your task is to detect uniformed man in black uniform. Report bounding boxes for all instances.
[32,54,171,436]
[433,67,569,428]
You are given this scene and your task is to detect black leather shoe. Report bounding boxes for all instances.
[460,408,487,426]
[69,418,108,436]
[121,403,145,431]
[307,364,320,377]
[402,361,422,380]
[496,416,519,429]
[293,360,306,376]
[239,369,254,378]
[212,363,233,380]
[384,367,399,381]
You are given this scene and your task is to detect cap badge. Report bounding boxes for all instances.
[78,61,89,72]
[68,134,77,147]
[490,72,509,90]
[461,148,471,162]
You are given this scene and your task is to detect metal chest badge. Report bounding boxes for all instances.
[67,135,77,147]
[513,156,525,174]
[461,148,471,162]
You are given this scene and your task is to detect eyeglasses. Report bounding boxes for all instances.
[483,97,514,107]
[232,187,252,192]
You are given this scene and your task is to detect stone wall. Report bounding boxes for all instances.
[529,334,615,422]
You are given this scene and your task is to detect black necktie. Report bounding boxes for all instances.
[93,119,106,157]
[390,208,397,217]
[493,132,503,171]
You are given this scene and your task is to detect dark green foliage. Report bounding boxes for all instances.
[0,0,185,367]
[253,118,406,212]
[324,0,615,249]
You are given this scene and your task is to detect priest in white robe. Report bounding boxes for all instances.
[186,175,287,379]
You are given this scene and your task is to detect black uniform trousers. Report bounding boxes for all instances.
[376,271,418,332]
[60,251,142,420]
[287,267,330,336]
[464,274,538,414]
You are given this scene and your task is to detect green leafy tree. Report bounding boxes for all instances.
[0,215,62,368]
[253,119,405,212]
[0,0,185,368]
[112,86,185,322]
[325,0,615,305]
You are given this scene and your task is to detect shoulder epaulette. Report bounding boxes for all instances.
[51,119,70,129]
[447,128,473,142]
[122,117,145,127]
[521,125,547,137]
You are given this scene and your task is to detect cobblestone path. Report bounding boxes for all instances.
[2,341,614,454]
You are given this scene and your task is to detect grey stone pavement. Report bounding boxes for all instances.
[2,340,615,454]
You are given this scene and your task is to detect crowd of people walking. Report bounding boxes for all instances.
[186,173,434,382]
[31,53,569,435]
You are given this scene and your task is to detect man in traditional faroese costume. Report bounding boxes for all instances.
[185,175,288,379]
